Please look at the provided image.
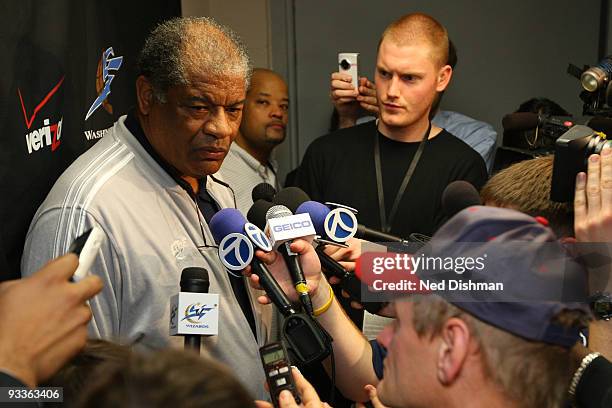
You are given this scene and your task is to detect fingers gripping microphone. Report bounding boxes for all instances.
[266,205,315,315]
[169,267,219,355]
[209,209,296,317]
[296,200,388,314]
[245,203,334,365]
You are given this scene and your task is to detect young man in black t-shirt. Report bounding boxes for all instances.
[294,14,487,331]
[290,13,487,406]
[295,15,487,240]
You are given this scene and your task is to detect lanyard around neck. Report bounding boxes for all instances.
[373,121,431,233]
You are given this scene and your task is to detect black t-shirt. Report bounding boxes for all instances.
[576,355,612,408]
[294,120,488,238]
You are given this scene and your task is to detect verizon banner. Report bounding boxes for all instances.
[0,1,180,279]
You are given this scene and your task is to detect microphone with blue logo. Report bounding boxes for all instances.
[294,200,389,314]
[209,208,296,317]
[295,200,352,279]
[212,207,333,366]
[273,189,391,314]
[265,204,316,316]
[271,188,358,278]
[169,267,219,354]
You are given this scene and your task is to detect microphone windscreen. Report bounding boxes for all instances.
[247,199,275,229]
[252,182,276,203]
[209,208,247,244]
[442,181,481,218]
[502,112,539,131]
[273,187,310,213]
[180,267,210,293]
[266,205,292,220]
[296,201,330,237]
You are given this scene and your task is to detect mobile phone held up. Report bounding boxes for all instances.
[338,52,360,88]
[68,226,106,282]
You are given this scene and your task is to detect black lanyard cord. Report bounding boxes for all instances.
[374,121,431,233]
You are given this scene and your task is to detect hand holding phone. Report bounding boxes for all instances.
[259,342,301,407]
[338,52,359,89]
[68,226,106,282]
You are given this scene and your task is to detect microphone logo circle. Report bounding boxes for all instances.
[218,233,254,270]
[244,222,272,252]
[324,208,357,242]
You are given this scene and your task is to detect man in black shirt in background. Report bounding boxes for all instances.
[291,13,487,406]
[294,13,486,241]
[294,13,486,329]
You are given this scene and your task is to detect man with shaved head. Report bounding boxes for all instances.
[218,68,289,213]
[22,17,275,399]
[294,14,488,334]
[295,13,486,242]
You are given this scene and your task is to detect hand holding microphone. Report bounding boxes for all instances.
[246,199,325,312]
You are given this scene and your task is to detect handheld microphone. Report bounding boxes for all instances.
[441,180,482,218]
[502,112,574,132]
[295,200,347,278]
[218,206,333,366]
[295,200,389,314]
[252,182,277,203]
[266,205,315,315]
[169,267,219,354]
[209,209,296,317]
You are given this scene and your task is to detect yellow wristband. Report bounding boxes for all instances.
[313,285,334,317]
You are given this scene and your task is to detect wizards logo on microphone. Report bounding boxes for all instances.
[182,303,215,324]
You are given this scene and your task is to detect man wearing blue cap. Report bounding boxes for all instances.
[252,205,590,407]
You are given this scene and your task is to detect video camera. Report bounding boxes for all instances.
[549,58,612,202]
[551,125,611,202]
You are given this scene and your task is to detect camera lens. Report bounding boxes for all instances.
[340,59,351,70]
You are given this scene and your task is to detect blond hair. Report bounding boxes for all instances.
[379,13,449,68]
[481,156,574,237]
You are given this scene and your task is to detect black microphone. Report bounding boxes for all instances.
[180,267,210,353]
[502,112,574,132]
[355,224,404,243]
[252,182,276,203]
[441,180,482,218]
[273,187,311,213]
[248,199,274,230]
[209,208,297,317]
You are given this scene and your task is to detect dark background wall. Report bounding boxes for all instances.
[269,0,601,180]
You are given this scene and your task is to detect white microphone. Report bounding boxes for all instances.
[265,205,315,315]
[265,205,316,248]
[169,267,219,354]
